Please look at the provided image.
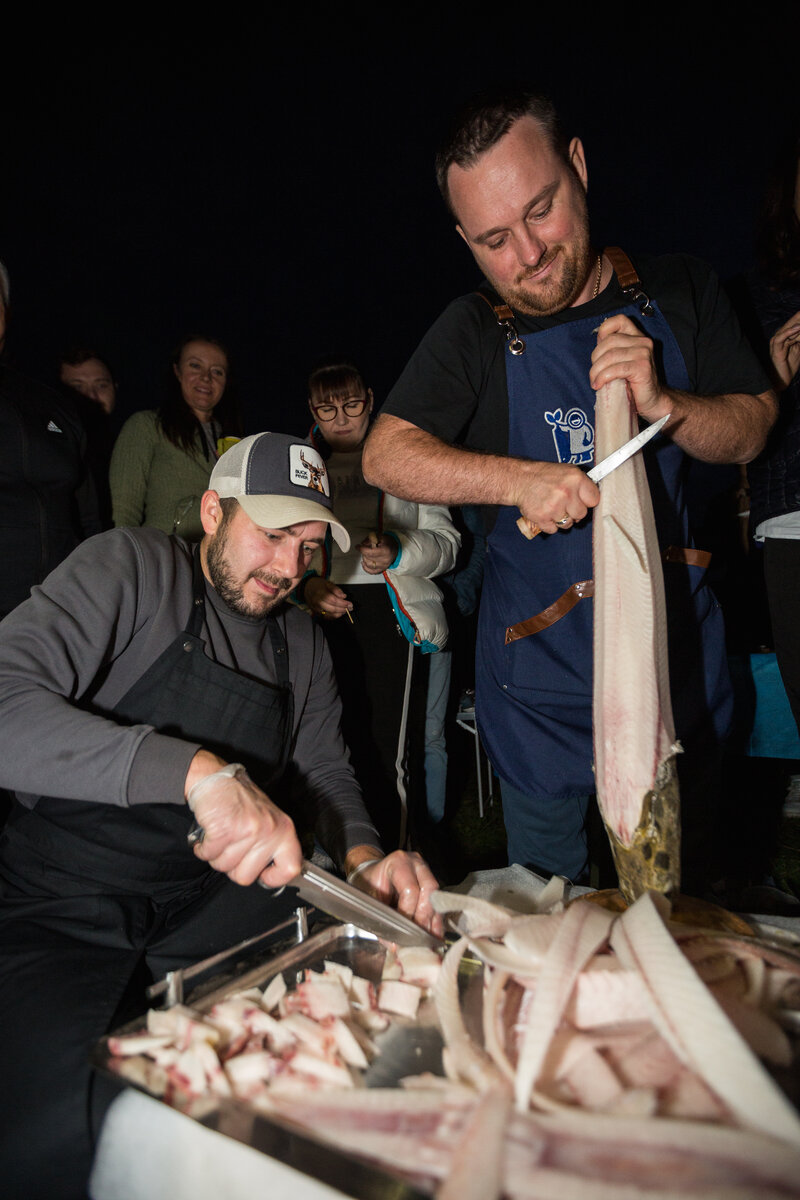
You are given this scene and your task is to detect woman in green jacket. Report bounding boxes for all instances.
[109,335,241,541]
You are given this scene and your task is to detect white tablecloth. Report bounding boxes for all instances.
[90,1091,345,1200]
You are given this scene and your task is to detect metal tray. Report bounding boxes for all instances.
[94,913,800,1198]
[93,921,477,1200]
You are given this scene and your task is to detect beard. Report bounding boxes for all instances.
[490,192,593,317]
[206,523,292,618]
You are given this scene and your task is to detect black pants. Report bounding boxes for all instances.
[764,537,800,736]
[0,842,298,1200]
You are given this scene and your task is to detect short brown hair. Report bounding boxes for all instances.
[435,87,569,218]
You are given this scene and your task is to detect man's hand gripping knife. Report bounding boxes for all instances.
[186,760,444,937]
[186,759,302,889]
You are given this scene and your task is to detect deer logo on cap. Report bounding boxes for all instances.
[289,443,330,496]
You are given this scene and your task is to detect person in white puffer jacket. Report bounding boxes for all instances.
[296,359,460,850]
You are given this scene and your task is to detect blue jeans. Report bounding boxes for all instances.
[499,778,590,882]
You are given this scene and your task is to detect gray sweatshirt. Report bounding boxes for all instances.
[0,527,379,867]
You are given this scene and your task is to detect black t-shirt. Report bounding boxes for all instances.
[380,253,770,460]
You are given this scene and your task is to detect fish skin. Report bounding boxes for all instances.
[603,760,682,906]
[592,378,681,903]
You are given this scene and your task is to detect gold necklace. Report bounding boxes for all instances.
[592,253,603,299]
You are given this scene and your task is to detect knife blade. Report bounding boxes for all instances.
[187,819,443,949]
[288,860,445,949]
[516,412,670,539]
[586,412,670,483]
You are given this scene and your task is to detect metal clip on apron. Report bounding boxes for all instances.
[7,545,294,893]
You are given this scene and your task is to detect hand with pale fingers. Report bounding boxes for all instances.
[769,310,800,389]
[590,313,668,421]
[350,850,444,937]
[304,575,353,619]
[186,758,302,888]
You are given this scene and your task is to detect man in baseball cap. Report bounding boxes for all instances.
[210,431,350,550]
[202,433,350,618]
[0,431,439,1197]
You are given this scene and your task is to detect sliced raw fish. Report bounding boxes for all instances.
[592,378,680,902]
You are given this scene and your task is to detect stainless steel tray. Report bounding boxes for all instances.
[93,922,476,1200]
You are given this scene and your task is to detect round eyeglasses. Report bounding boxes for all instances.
[312,395,369,421]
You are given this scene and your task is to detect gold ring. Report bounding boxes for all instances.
[555,515,570,526]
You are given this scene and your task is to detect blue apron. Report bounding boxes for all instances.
[476,298,732,798]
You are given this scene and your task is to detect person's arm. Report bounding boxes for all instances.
[361,291,600,532]
[186,765,441,929]
[589,313,778,464]
[185,752,304,888]
[0,530,200,806]
[187,752,441,930]
[109,411,157,528]
[384,502,461,579]
[363,414,601,534]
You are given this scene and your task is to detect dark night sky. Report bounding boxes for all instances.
[4,16,799,434]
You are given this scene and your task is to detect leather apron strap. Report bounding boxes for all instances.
[604,247,655,316]
[505,580,594,644]
[505,546,711,643]
[663,545,712,568]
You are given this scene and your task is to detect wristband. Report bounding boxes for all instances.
[187,761,248,810]
[346,857,381,886]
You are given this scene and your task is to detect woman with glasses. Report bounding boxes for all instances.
[298,360,459,850]
[109,335,242,542]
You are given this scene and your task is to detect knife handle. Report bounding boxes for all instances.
[187,817,204,846]
[187,818,287,894]
[517,514,541,539]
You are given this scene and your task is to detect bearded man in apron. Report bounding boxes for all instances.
[363,88,777,892]
[0,432,440,1200]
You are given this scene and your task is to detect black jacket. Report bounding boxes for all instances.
[0,362,101,617]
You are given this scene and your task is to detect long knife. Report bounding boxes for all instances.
[516,412,671,539]
[188,820,443,949]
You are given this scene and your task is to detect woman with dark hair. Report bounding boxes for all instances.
[109,335,241,541]
[297,359,459,849]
